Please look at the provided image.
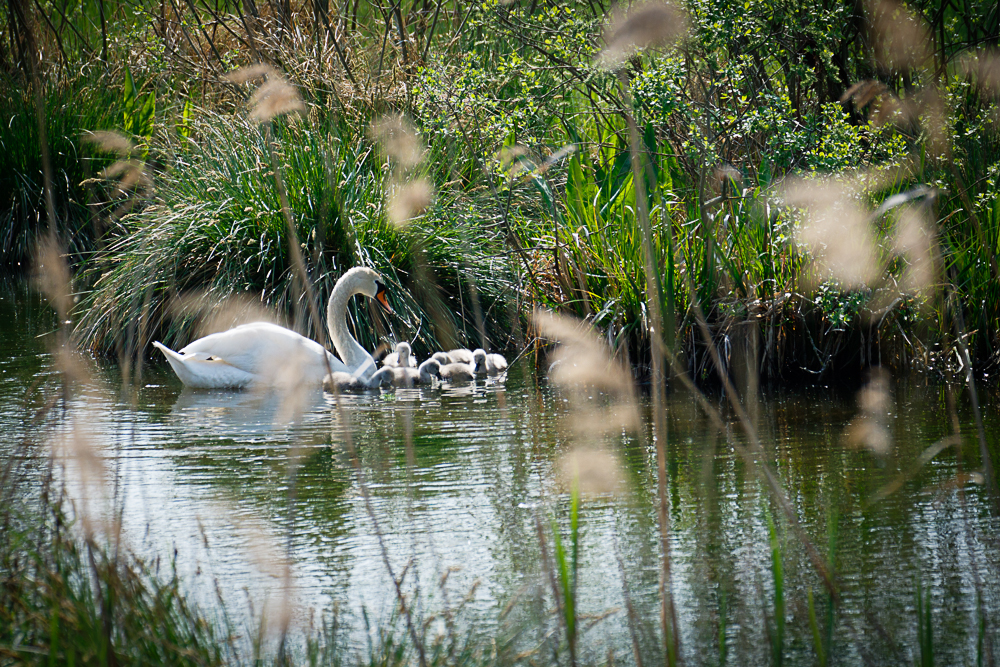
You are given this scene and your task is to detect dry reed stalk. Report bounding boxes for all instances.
[594,3,687,658]
[533,309,640,665]
[226,506,298,641]
[328,388,430,667]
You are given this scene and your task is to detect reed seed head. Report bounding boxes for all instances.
[868,0,932,72]
[227,65,306,122]
[558,446,625,496]
[82,130,136,156]
[224,63,278,84]
[387,178,433,227]
[534,309,640,435]
[248,78,306,122]
[597,1,687,69]
[844,367,894,456]
[371,114,424,170]
[892,205,935,294]
[782,178,880,288]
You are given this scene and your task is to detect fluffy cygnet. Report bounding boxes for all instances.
[382,341,418,368]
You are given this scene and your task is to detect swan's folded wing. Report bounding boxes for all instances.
[153,341,256,389]
[179,322,348,377]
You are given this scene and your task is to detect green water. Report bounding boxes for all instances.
[2,286,998,665]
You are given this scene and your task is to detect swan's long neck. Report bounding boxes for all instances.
[327,271,375,374]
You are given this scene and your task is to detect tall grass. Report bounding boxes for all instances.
[74,108,514,358]
[0,68,125,269]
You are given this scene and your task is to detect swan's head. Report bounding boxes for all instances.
[395,341,411,361]
[472,348,488,372]
[342,266,393,314]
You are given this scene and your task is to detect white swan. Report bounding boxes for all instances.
[382,341,417,368]
[472,348,508,375]
[153,267,390,389]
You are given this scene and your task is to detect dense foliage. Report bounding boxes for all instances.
[2,0,999,375]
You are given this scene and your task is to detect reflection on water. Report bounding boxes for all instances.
[3,286,999,664]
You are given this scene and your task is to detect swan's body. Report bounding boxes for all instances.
[153,325,342,389]
[472,348,508,375]
[382,341,417,368]
[154,267,390,389]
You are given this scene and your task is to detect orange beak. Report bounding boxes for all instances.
[375,283,394,315]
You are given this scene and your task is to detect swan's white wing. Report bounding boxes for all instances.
[153,341,256,389]
[179,322,348,377]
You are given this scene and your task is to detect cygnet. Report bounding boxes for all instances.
[324,367,395,392]
[472,348,507,375]
[386,358,441,387]
[382,341,418,368]
[444,348,474,364]
[437,358,476,382]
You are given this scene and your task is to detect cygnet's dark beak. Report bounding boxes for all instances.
[374,281,394,315]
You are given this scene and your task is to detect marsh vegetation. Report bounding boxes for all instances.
[3,0,1000,663]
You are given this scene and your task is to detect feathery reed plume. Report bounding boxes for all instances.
[225,63,277,84]
[958,49,1000,99]
[597,1,687,69]
[371,114,424,170]
[839,80,911,129]
[892,205,935,294]
[868,0,932,73]
[498,145,529,175]
[169,290,280,339]
[82,129,136,156]
[227,64,306,122]
[82,130,150,198]
[35,235,73,326]
[535,309,639,435]
[557,447,624,496]
[782,178,880,288]
[36,236,110,537]
[840,80,890,110]
[230,508,297,637]
[843,367,894,456]
[387,177,433,227]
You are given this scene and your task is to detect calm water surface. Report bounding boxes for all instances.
[3,287,998,664]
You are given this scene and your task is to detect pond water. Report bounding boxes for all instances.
[3,285,999,665]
